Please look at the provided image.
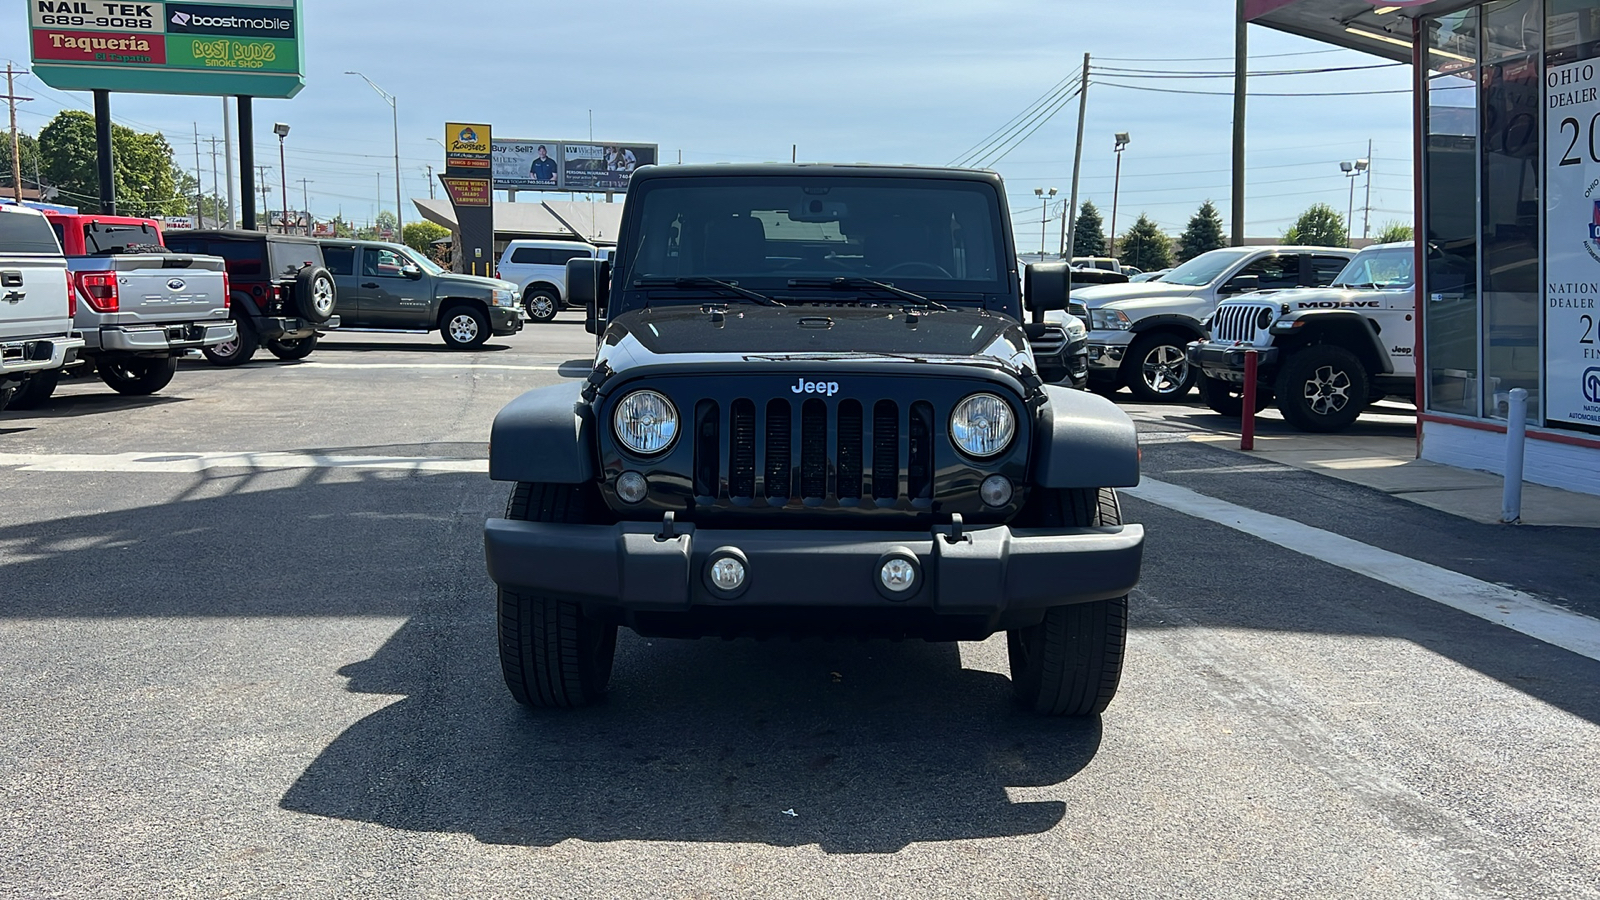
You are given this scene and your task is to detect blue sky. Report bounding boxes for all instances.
[3,0,1415,240]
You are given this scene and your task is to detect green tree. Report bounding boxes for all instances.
[1117,214,1173,271]
[375,210,398,236]
[1376,221,1414,244]
[402,220,450,253]
[1072,200,1106,258]
[36,111,187,216]
[1177,200,1226,262]
[0,131,44,196]
[1282,203,1349,247]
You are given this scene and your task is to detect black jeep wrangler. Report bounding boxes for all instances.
[483,165,1145,716]
[163,230,339,365]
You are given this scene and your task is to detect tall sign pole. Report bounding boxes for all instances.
[239,99,256,230]
[223,99,236,228]
[1231,0,1248,246]
[440,123,494,276]
[1064,53,1090,261]
[94,90,115,215]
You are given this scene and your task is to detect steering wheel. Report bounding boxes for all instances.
[878,261,953,278]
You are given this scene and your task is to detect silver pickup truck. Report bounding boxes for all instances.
[0,205,84,412]
[7,214,234,408]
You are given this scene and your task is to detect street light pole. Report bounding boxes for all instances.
[347,72,404,239]
[1340,157,1368,247]
[273,122,291,235]
[1033,187,1057,258]
[1109,132,1130,258]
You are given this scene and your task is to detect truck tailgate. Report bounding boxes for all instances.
[69,254,230,325]
[0,255,72,343]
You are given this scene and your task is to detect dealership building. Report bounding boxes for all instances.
[1250,0,1600,496]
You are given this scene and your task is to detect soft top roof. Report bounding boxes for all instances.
[168,229,322,244]
[628,163,1004,187]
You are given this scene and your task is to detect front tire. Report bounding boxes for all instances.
[98,356,178,396]
[7,370,59,410]
[498,482,618,707]
[524,289,559,323]
[441,304,490,350]
[265,335,319,361]
[1275,345,1369,433]
[1198,374,1267,418]
[1123,332,1197,402]
[203,319,259,366]
[1007,487,1129,716]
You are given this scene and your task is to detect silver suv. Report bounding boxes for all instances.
[495,240,603,324]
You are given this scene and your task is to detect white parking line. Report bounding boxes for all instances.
[0,451,488,474]
[1124,478,1600,663]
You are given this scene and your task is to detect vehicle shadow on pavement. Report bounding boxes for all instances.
[280,618,1103,853]
[312,340,516,354]
[1,392,190,419]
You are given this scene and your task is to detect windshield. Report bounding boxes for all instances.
[386,244,446,277]
[1158,248,1255,287]
[618,176,1007,301]
[1334,245,1414,288]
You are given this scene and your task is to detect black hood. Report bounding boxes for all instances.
[595,304,1034,379]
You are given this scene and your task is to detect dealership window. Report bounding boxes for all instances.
[1479,0,1542,422]
[1424,8,1482,416]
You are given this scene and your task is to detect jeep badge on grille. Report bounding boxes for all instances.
[792,378,840,396]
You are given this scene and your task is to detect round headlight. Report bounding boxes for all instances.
[950,393,1016,459]
[614,390,679,455]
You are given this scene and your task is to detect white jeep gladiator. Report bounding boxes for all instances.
[1187,241,1416,432]
[0,205,85,412]
[1068,245,1355,401]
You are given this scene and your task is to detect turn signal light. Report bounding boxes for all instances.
[64,270,75,317]
[74,271,119,313]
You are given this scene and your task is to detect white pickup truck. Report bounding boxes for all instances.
[0,205,84,412]
[1065,245,1355,401]
[6,213,234,408]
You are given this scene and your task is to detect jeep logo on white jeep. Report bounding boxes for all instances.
[792,378,840,396]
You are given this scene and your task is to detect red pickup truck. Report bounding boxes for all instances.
[7,214,235,408]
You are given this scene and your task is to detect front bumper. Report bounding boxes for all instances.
[1186,342,1279,382]
[1,334,86,378]
[90,320,238,354]
[1087,333,1132,372]
[484,518,1144,619]
[253,315,340,340]
[491,306,524,336]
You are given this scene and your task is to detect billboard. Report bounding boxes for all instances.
[490,139,657,192]
[444,123,492,175]
[28,0,305,99]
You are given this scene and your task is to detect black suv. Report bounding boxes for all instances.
[163,230,338,365]
[483,164,1146,717]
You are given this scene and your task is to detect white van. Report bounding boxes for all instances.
[495,240,599,323]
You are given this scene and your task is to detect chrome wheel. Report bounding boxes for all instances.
[1140,343,1190,395]
[311,276,335,318]
[1303,365,1353,416]
[212,337,239,358]
[527,292,557,321]
[449,314,481,344]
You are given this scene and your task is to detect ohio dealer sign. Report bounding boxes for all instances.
[29,0,305,99]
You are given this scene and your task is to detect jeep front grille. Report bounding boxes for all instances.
[691,397,935,505]
[1211,303,1273,344]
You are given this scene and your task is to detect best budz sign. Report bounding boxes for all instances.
[1545,60,1600,433]
[29,0,304,99]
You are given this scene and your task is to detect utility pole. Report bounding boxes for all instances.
[255,165,271,231]
[1064,53,1090,261]
[1362,138,1373,240]
[193,124,206,223]
[4,64,33,203]
[298,178,312,235]
[204,136,224,228]
[425,164,435,199]
[1231,0,1248,246]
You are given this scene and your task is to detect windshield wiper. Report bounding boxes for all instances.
[633,276,784,307]
[1335,282,1378,290]
[786,276,949,310]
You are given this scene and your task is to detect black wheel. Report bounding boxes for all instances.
[98,356,178,396]
[0,384,12,412]
[265,334,319,361]
[7,370,59,410]
[1275,345,1369,433]
[203,318,259,366]
[1007,487,1129,717]
[294,266,337,324]
[498,482,618,708]
[441,304,490,349]
[524,288,560,323]
[1198,374,1267,419]
[1123,332,1197,402]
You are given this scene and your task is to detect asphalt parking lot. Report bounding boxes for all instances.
[4,321,1598,899]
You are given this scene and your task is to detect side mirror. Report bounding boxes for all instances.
[1023,262,1070,315]
[402,265,423,280]
[1223,274,1260,294]
[568,258,611,335]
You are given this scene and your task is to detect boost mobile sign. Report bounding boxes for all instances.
[1544,59,1600,432]
[29,0,304,98]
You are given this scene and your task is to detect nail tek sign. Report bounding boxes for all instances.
[29,0,305,99]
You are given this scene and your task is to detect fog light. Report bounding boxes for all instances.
[616,471,648,504]
[980,475,1014,508]
[710,558,746,591]
[880,559,917,593]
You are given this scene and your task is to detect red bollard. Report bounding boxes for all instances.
[1241,350,1258,451]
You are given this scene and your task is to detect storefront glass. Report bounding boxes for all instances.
[1425,9,1482,416]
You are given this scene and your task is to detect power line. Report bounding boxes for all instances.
[1089,62,1402,78]
[1095,80,1411,97]
[949,73,1082,168]
[1093,48,1347,62]
[982,83,1084,167]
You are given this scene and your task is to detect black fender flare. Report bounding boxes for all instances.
[1032,385,1141,489]
[230,290,264,319]
[488,381,596,484]
[1128,314,1207,341]
[1272,310,1392,375]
